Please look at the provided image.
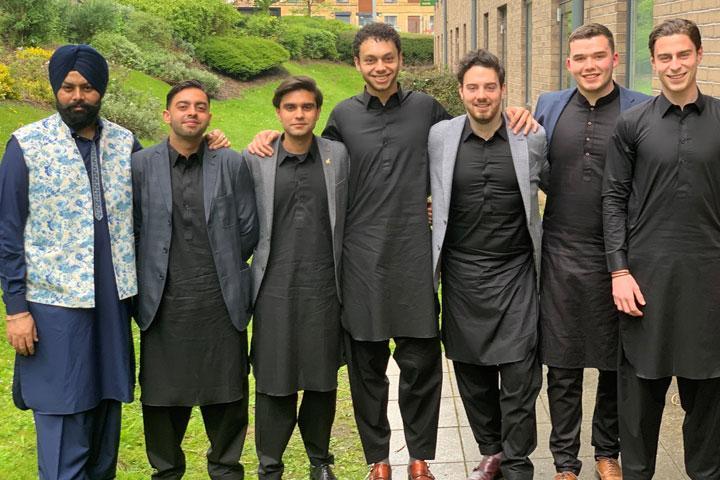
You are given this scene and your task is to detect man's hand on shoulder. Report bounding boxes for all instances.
[206,129,230,150]
[6,311,38,356]
[247,130,281,157]
[506,106,540,135]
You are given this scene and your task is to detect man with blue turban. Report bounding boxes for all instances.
[0,44,226,479]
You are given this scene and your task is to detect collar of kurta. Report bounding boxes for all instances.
[659,88,706,117]
[359,83,408,109]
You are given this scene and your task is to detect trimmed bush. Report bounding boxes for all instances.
[278,25,338,60]
[400,33,434,65]
[91,31,146,70]
[280,15,355,35]
[336,30,355,64]
[121,9,174,49]
[399,68,463,116]
[102,73,164,140]
[196,35,289,80]
[243,14,283,38]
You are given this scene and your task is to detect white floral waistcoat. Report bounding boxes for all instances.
[13,113,137,308]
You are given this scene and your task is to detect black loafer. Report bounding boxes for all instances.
[310,464,338,480]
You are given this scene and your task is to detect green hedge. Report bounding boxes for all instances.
[279,26,337,60]
[337,31,434,65]
[400,33,434,65]
[399,68,463,116]
[195,35,289,80]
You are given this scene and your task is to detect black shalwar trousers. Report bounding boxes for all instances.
[142,398,248,480]
[619,349,720,480]
[547,367,620,474]
[255,390,337,479]
[453,350,541,480]
[343,333,443,463]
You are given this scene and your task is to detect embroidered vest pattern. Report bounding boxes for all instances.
[14,113,137,307]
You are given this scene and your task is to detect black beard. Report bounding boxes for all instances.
[56,99,102,132]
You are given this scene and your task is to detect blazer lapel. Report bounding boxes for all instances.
[505,117,532,224]
[154,142,173,215]
[202,143,218,223]
[317,138,337,236]
[261,138,282,240]
[442,116,465,210]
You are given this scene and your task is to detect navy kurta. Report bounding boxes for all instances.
[0,128,140,415]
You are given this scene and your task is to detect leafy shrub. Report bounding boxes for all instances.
[0,63,17,100]
[62,0,122,43]
[121,9,174,49]
[102,72,164,140]
[399,67,463,116]
[196,35,289,80]
[242,14,282,38]
[336,30,356,64]
[278,25,338,60]
[399,33,434,65]
[0,0,59,46]
[119,0,241,45]
[9,47,54,104]
[91,31,145,70]
[280,15,355,35]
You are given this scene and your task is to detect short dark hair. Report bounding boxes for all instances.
[166,79,210,108]
[569,23,615,53]
[648,18,702,55]
[272,75,323,109]
[456,49,505,85]
[352,22,402,58]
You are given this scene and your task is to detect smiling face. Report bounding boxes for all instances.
[652,33,702,101]
[459,65,505,125]
[566,34,618,99]
[163,87,211,140]
[276,89,320,141]
[354,38,402,99]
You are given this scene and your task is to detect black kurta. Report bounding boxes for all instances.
[140,143,248,406]
[540,86,621,370]
[441,120,537,365]
[603,92,720,379]
[322,87,450,341]
[252,141,341,396]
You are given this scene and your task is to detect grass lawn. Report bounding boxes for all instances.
[0,61,369,479]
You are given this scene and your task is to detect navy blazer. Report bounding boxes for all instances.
[535,85,650,146]
[131,142,259,332]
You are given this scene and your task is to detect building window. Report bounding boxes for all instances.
[385,0,397,4]
[497,5,507,64]
[336,0,349,3]
[430,15,434,32]
[470,0,478,50]
[627,0,654,94]
[359,13,373,26]
[455,26,460,67]
[408,15,421,33]
[335,12,351,22]
[483,13,489,49]
[558,0,573,89]
[385,15,398,28]
[524,0,532,107]
[463,23,467,55]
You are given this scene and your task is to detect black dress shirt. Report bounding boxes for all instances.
[539,85,621,370]
[603,92,720,379]
[322,86,451,341]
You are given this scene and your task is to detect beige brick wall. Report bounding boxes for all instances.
[435,0,720,107]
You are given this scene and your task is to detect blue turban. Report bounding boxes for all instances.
[48,44,109,97]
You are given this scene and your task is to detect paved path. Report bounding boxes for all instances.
[386,355,690,479]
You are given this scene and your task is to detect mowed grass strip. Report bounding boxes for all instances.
[0,60,368,479]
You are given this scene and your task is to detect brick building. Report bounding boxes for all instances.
[434,0,720,108]
[234,0,435,32]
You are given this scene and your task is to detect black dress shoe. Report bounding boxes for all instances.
[310,464,337,480]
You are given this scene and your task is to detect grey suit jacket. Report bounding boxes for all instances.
[132,141,259,332]
[429,114,549,290]
[243,136,349,304]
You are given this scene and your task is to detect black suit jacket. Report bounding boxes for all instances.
[131,141,258,331]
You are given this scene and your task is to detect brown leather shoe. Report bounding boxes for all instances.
[553,472,578,480]
[467,453,503,480]
[368,463,392,480]
[407,460,435,480]
[596,457,622,480]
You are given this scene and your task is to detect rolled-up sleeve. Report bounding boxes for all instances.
[602,116,635,272]
[0,136,30,314]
